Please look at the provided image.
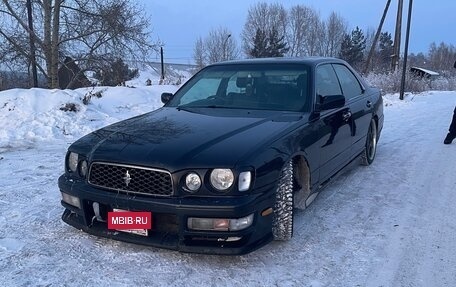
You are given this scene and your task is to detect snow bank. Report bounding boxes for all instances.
[0,85,178,151]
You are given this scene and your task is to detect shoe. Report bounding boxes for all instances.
[444,133,456,144]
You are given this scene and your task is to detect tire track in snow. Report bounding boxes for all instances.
[366,93,456,286]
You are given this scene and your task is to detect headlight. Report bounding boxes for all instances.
[185,173,201,192]
[210,169,234,191]
[68,152,79,172]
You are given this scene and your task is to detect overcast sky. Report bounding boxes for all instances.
[143,0,455,64]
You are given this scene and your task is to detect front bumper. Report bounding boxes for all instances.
[58,175,275,255]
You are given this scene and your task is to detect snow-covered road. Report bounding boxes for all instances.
[1,90,455,286]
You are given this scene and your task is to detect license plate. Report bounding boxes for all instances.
[119,228,148,237]
[108,209,152,236]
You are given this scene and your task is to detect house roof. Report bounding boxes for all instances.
[410,67,439,77]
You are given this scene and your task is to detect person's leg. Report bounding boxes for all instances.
[444,107,456,144]
[449,107,456,134]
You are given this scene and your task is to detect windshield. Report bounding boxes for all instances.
[167,64,311,112]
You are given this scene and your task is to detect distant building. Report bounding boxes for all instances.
[410,67,439,79]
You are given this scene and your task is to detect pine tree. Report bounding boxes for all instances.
[249,27,289,58]
[339,33,353,62]
[96,58,138,86]
[350,26,366,67]
[378,32,394,72]
[339,27,366,70]
[249,28,269,58]
[267,28,289,57]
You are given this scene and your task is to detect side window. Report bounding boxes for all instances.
[333,64,363,100]
[316,64,342,97]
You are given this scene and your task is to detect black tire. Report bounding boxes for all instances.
[361,118,378,166]
[272,159,294,241]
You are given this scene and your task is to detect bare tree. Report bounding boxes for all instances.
[242,3,349,59]
[428,42,456,74]
[193,27,238,67]
[323,12,347,57]
[286,5,326,57]
[287,5,312,57]
[303,9,325,56]
[0,0,156,89]
[206,27,237,63]
[362,28,378,71]
[241,2,287,57]
[193,36,206,71]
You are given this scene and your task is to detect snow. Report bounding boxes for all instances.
[0,87,456,286]
[125,62,194,86]
[0,85,178,152]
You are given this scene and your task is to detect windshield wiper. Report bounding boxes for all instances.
[177,105,234,110]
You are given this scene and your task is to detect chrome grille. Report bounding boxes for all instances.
[88,162,173,196]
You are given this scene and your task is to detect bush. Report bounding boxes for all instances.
[60,103,80,112]
[94,58,139,86]
[364,71,456,93]
[82,89,104,105]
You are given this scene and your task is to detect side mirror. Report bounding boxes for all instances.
[318,94,345,111]
[161,92,173,104]
[454,61,456,69]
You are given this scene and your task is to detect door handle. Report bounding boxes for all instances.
[366,101,372,108]
[342,111,352,121]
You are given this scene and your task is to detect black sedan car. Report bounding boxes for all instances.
[58,57,383,255]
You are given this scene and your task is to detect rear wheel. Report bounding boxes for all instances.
[361,118,378,166]
[272,159,294,240]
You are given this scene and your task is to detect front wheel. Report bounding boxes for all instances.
[361,118,378,166]
[272,159,294,240]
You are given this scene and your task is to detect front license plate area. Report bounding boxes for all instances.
[108,208,152,237]
[119,228,148,236]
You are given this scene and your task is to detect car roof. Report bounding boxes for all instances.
[209,57,347,67]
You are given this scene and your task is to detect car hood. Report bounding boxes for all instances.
[71,107,310,172]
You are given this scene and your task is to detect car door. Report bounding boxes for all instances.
[316,64,353,182]
[332,64,373,158]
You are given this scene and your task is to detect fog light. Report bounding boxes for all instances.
[61,192,81,209]
[188,218,213,230]
[187,214,254,231]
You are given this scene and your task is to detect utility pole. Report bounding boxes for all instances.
[400,0,413,100]
[364,0,392,74]
[26,0,38,87]
[160,46,165,84]
[392,0,404,71]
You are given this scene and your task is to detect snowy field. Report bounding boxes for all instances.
[0,86,456,286]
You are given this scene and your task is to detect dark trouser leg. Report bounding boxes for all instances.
[444,107,456,144]
[449,106,456,135]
